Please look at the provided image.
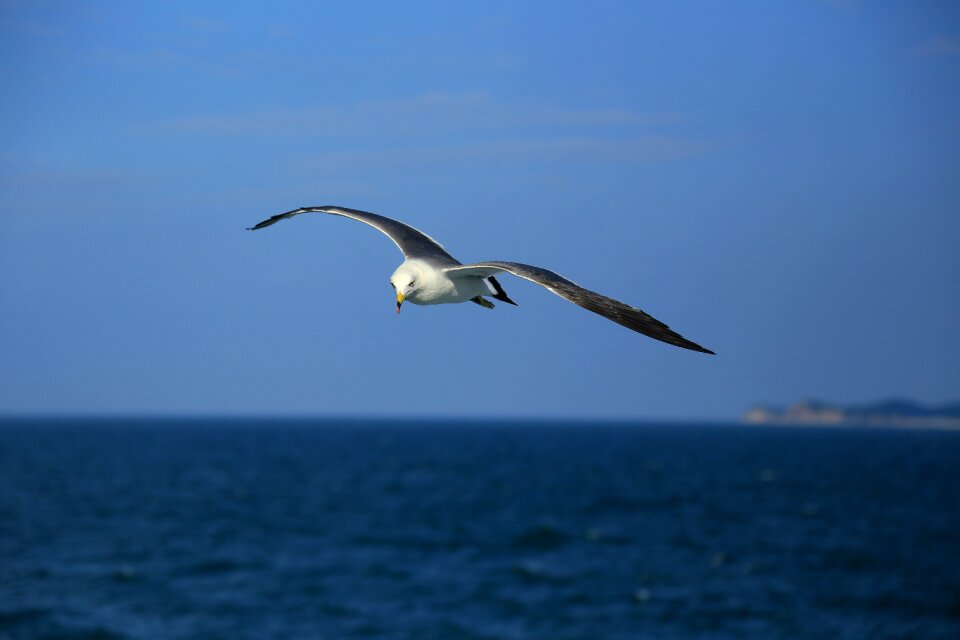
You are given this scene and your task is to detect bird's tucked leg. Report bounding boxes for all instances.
[470,296,495,309]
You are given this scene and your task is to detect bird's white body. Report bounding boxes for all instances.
[390,259,490,305]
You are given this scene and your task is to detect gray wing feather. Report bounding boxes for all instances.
[247,205,457,263]
[445,261,714,354]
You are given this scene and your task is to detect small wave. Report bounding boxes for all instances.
[582,527,628,545]
[0,608,128,640]
[51,626,128,640]
[0,607,48,628]
[185,558,245,576]
[512,560,570,583]
[364,561,410,580]
[588,493,680,513]
[111,565,139,582]
[633,588,653,603]
[510,524,568,550]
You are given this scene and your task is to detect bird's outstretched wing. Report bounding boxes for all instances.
[445,261,714,354]
[247,205,457,263]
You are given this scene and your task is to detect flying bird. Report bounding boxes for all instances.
[247,206,714,354]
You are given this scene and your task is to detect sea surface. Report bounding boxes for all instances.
[1,418,958,640]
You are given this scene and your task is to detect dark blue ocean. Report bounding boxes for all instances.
[1,418,958,639]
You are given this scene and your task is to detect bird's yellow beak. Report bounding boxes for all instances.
[396,292,404,314]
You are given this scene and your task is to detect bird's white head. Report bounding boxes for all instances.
[389,264,421,313]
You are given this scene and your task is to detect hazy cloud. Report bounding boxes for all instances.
[89,46,190,71]
[182,16,230,34]
[429,50,523,71]
[128,92,704,168]
[294,135,710,173]
[133,91,686,140]
[265,24,295,39]
[817,0,860,9]
[0,161,147,194]
[918,35,960,57]
[87,44,283,79]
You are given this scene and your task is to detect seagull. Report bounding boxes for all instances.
[247,205,714,354]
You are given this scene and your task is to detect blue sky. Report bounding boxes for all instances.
[1,1,958,419]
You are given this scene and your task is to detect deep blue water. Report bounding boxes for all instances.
[1,418,958,640]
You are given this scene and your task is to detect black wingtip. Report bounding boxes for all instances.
[682,341,715,355]
[246,216,283,231]
[661,332,714,354]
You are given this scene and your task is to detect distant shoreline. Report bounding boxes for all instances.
[742,400,960,431]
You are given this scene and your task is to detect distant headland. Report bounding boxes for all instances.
[742,399,960,430]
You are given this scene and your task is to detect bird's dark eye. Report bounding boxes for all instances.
[409,281,415,287]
